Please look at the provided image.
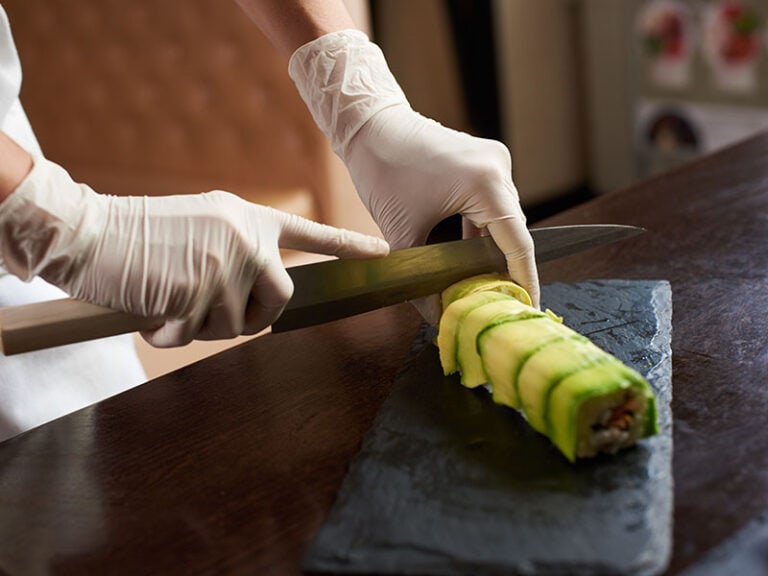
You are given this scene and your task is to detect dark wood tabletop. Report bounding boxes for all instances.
[1,133,768,575]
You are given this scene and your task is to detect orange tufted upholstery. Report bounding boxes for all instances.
[1,0,381,378]
[2,0,378,244]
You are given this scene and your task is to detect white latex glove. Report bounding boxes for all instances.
[288,30,540,322]
[0,157,389,347]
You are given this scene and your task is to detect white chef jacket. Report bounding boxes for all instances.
[0,5,146,442]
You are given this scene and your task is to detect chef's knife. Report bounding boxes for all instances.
[0,224,643,355]
[273,224,643,332]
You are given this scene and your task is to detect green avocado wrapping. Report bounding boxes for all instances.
[438,275,658,462]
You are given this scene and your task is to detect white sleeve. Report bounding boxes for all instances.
[2,98,42,156]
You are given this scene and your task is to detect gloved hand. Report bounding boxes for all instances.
[0,157,389,347]
[288,30,540,321]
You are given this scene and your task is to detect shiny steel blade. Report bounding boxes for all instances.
[272,224,644,332]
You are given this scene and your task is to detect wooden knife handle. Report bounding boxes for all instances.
[0,298,162,355]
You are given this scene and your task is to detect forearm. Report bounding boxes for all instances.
[232,0,358,57]
[0,131,33,203]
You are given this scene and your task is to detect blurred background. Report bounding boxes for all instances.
[3,0,768,376]
[373,0,768,217]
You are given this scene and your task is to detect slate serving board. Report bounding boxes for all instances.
[304,280,673,576]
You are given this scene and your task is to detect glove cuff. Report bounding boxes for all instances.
[288,29,409,157]
[0,156,102,289]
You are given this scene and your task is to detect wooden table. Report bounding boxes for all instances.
[1,134,768,575]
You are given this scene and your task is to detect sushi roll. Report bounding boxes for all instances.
[438,274,658,462]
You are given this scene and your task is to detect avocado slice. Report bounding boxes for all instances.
[516,336,605,434]
[441,273,532,309]
[456,299,542,388]
[437,291,518,375]
[477,316,565,409]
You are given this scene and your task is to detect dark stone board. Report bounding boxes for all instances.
[304,280,673,576]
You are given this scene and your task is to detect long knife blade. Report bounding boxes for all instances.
[272,224,643,332]
[0,224,642,355]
